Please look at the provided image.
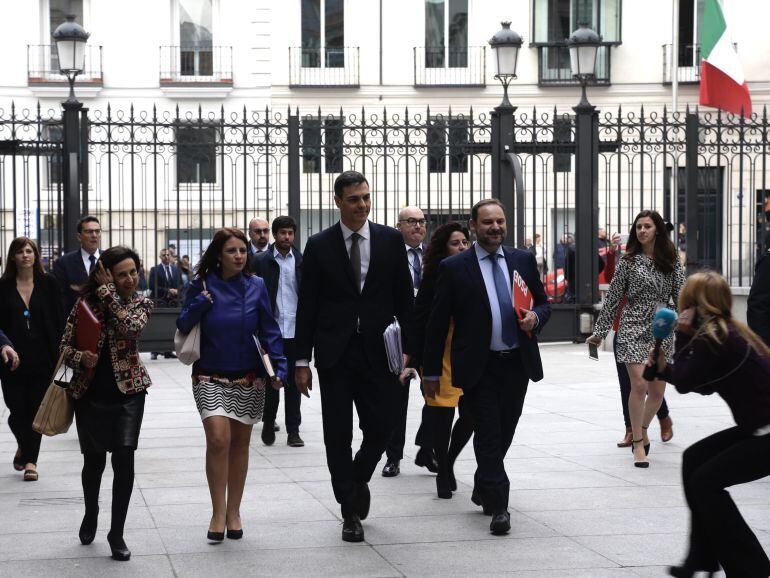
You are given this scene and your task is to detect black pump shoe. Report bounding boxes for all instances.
[79,508,99,545]
[668,564,716,578]
[107,532,131,561]
[226,528,243,540]
[436,473,452,499]
[207,530,225,542]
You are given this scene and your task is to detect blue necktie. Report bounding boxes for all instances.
[489,254,518,348]
[410,248,422,290]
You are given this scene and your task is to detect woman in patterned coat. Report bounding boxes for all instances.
[588,211,684,468]
[61,246,153,561]
[177,228,287,543]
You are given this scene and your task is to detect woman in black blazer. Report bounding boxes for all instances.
[0,237,64,481]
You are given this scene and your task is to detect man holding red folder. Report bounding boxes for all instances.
[423,199,550,536]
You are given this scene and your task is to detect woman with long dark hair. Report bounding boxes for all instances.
[588,210,684,467]
[0,237,63,481]
[61,246,153,561]
[408,222,474,498]
[177,228,287,542]
[649,272,770,578]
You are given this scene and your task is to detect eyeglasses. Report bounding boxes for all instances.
[250,228,270,235]
[400,218,426,227]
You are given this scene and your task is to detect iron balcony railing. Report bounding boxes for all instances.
[535,43,611,86]
[27,44,103,85]
[413,46,486,87]
[159,45,233,85]
[662,43,738,84]
[289,46,360,88]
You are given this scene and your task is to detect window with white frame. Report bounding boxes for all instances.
[677,0,705,68]
[425,0,468,68]
[531,0,620,44]
[47,0,84,70]
[301,0,344,68]
[179,0,213,76]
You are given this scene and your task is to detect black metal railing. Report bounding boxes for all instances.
[413,46,486,87]
[662,43,738,84]
[0,104,767,292]
[27,44,103,85]
[159,45,233,84]
[536,43,611,86]
[289,47,360,87]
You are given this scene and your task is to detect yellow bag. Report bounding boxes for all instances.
[32,352,74,436]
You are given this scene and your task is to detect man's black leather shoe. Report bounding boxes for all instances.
[341,515,364,542]
[107,532,131,561]
[356,482,371,520]
[381,460,400,477]
[261,421,276,446]
[414,448,438,473]
[471,488,493,515]
[490,511,511,535]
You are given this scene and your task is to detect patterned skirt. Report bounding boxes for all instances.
[192,372,266,425]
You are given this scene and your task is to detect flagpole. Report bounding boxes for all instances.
[671,0,680,228]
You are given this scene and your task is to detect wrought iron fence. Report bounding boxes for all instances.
[0,102,767,291]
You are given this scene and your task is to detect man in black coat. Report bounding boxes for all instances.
[148,247,183,360]
[253,216,304,448]
[748,248,770,347]
[294,171,415,543]
[423,199,551,536]
[52,215,101,315]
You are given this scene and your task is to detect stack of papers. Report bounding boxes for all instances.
[383,318,404,375]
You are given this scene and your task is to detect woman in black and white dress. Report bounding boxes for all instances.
[588,210,685,467]
[177,228,287,542]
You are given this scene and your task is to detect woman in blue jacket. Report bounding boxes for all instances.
[177,228,287,543]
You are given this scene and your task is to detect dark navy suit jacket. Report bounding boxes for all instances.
[423,245,551,389]
[52,249,91,316]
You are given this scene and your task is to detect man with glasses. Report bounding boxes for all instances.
[247,218,270,259]
[381,207,438,478]
[52,215,102,315]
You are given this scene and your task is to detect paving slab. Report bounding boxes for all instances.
[0,343,767,576]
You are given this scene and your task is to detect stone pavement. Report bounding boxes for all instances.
[0,343,768,577]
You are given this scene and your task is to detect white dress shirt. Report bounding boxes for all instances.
[80,248,100,274]
[273,246,298,339]
[250,242,266,254]
[339,220,371,292]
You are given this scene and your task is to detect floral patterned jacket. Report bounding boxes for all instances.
[60,283,154,399]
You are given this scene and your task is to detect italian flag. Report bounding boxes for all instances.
[699,0,752,116]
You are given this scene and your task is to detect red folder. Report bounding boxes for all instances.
[75,299,102,378]
[512,270,534,338]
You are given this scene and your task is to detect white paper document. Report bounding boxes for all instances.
[383,318,404,375]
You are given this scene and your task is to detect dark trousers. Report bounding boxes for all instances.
[613,333,669,426]
[317,340,399,517]
[1,371,48,465]
[263,338,301,434]
[385,380,410,461]
[464,351,529,514]
[430,396,474,475]
[681,426,770,577]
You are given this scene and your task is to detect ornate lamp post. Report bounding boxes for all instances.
[566,23,601,110]
[488,22,524,246]
[53,15,90,252]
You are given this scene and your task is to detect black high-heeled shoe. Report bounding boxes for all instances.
[642,425,651,456]
[226,528,243,540]
[207,530,225,542]
[79,508,99,545]
[436,473,452,499]
[631,439,649,468]
[447,463,457,492]
[668,564,716,578]
[106,532,131,561]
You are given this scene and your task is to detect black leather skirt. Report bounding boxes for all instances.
[74,391,146,454]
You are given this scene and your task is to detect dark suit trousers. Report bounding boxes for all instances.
[1,370,48,465]
[386,383,434,461]
[263,338,302,434]
[464,351,529,514]
[317,339,399,517]
[681,426,770,577]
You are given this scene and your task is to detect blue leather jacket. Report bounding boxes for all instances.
[177,272,287,381]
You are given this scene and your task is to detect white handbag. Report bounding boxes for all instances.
[174,279,206,365]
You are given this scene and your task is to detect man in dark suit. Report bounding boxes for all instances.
[148,247,183,360]
[52,215,101,315]
[295,171,415,543]
[382,206,438,478]
[423,198,551,536]
[748,247,770,347]
[253,215,304,448]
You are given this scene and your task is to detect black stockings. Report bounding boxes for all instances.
[81,449,135,537]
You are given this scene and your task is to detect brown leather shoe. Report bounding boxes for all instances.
[617,427,633,448]
[659,416,674,442]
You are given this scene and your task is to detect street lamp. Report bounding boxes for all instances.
[566,23,601,109]
[488,21,522,109]
[53,14,90,104]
